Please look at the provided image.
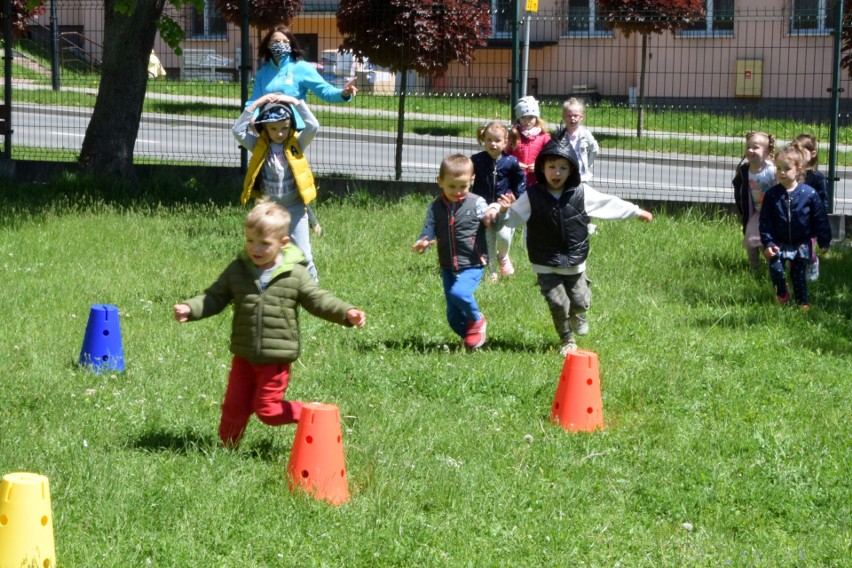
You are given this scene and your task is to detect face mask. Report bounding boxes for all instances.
[270,42,291,61]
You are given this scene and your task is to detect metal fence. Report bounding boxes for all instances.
[2,2,851,214]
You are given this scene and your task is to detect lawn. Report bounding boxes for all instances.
[0,179,849,566]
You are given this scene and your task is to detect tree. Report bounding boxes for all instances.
[211,0,302,28]
[2,0,45,37]
[839,1,852,79]
[596,0,703,138]
[337,0,491,180]
[77,0,197,179]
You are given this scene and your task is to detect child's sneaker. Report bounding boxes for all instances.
[806,257,819,282]
[464,316,487,350]
[498,255,515,276]
[489,271,499,284]
[570,313,589,336]
[559,337,578,356]
[776,291,790,305]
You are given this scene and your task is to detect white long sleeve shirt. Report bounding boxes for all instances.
[491,183,642,275]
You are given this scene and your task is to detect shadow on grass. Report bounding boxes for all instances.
[412,125,467,136]
[130,428,289,462]
[132,428,216,454]
[355,335,554,354]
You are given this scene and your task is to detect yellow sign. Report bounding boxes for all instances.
[526,0,539,12]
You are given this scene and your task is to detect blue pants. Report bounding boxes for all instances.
[768,254,809,305]
[277,198,317,282]
[441,267,484,338]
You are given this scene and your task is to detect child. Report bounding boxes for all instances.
[232,93,321,282]
[173,199,366,448]
[413,154,489,350]
[485,141,653,356]
[509,96,551,189]
[471,121,526,282]
[792,133,829,281]
[759,145,831,310]
[732,131,777,271]
[552,97,600,182]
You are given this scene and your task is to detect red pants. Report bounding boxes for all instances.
[218,356,302,447]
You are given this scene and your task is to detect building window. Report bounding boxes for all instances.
[564,0,609,38]
[791,0,838,35]
[492,0,513,37]
[191,0,227,39]
[679,0,734,38]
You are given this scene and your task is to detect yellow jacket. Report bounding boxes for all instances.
[241,129,316,207]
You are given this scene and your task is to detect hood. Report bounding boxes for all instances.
[533,140,581,188]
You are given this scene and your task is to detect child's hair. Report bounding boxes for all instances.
[775,144,807,182]
[438,154,474,179]
[476,121,509,145]
[562,97,585,115]
[792,133,819,171]
[740,130,776,164]
[508,116,548,151]
[245,199,291,238]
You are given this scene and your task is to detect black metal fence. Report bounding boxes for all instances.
[2,1,851,214]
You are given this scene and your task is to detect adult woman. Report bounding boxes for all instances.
[247,25,357,107]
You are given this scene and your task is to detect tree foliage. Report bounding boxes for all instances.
[3,0,46,37]
[336,0,491,76]
[596,0,704,37]
[336,0,491,181]
[595,0,704,138]
[211,0,302,29]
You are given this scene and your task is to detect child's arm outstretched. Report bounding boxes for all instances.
[584,184,652,222]
[412,206,438,253]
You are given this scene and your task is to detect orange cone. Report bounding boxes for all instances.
[286,403,350,505]
[550,350,604,432]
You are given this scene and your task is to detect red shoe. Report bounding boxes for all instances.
[776,292,790,305]
[464,316,487,350]
[499,256,515,276]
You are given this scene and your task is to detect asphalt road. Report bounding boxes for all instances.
[7,103,851,213]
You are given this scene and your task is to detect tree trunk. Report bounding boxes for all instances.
[78,0,166,179]
[637,33,647,139]
[395,70,408,181]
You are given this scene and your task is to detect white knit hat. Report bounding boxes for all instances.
[514,96,540,119]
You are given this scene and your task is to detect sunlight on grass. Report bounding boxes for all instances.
[0,180,848,565]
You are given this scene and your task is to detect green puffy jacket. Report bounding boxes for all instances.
[183,244,355,364]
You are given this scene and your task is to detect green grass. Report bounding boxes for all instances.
[0,178,849,566]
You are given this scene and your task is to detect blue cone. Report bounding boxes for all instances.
[79,304,125,372]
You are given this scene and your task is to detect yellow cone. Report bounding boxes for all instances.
[0,472,56,568]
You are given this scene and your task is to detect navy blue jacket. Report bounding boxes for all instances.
[759,183,832,250]
[470,151,526,203]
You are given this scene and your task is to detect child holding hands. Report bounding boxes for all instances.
[733,131,777,271]
[485,141,652,355]
[413,154,489,350]
[471,121,526,281]
[174,199,365,448]
[759,145,831,309]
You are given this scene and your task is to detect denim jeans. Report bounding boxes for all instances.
[441,267,484,338]
[275,194,318,282]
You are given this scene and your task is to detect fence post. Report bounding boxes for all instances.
[2,0,12,160]
[827,0,845,215]
[239,0,249,174]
